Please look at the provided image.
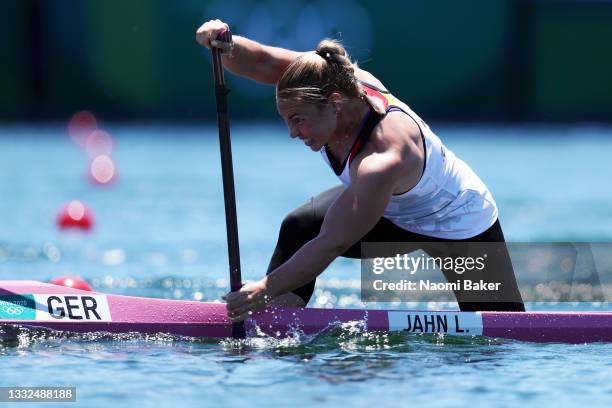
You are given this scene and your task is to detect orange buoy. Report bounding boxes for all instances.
[57,201,94,230]
[50,276,93,291]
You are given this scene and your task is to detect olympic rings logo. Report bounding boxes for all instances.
[1,304,25,315]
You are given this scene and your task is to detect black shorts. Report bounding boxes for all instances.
[267,185,524,312]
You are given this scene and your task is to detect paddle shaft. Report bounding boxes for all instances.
[211,31,245,339]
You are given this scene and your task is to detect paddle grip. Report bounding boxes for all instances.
[215,29,233,45]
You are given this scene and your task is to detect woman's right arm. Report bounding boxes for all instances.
[196,19,304,85]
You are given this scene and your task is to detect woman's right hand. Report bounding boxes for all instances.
[195,19,233,53]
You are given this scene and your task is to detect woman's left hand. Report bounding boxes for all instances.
[223,280,270,322]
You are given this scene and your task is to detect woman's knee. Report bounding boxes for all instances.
[279,203,320,242]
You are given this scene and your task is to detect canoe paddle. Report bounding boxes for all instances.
[211,30,245,339]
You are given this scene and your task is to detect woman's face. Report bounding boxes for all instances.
[276,98,337,152]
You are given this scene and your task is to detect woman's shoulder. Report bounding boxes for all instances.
[354,68,387,91]
[350,106,424,184]
[352,118,424,195]
[372,112,421,157]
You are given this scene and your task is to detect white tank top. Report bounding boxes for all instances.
[320,82,498,239]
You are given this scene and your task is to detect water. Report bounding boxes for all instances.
[1,124,612,407]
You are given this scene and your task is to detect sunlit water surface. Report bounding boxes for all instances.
[1,124,612,407]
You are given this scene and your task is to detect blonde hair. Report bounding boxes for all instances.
[276,39,360,106]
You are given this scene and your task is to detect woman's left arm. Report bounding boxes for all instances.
[224,151,406,321]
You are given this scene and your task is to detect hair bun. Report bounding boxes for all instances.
[316,39,348,61]
[315,49,331,60]
[277,37,359,104]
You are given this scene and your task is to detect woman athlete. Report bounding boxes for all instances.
[196,19,525,322]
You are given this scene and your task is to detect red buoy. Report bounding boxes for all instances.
[50,276,93,291]
[68,110,98,148]
[57,201,94,230]
[88,154,117,186]
[85,129,113,158]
